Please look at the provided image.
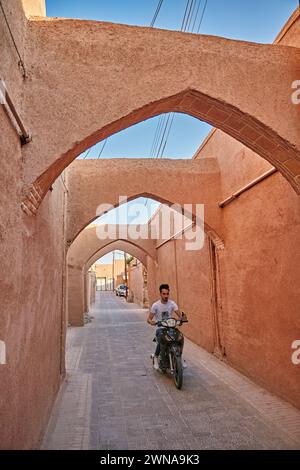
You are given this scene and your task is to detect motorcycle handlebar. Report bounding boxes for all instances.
[155,318,188,327]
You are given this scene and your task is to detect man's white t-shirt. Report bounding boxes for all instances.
[150,299,179,323]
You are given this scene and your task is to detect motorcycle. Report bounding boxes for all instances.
[151,315,188,389]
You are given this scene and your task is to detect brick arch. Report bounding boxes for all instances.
[67,226,153,326]
[65,158,224,247]
[84,241,149,323]
[84,240,148,273]
[67,224,157,269]
[21,19,300,214]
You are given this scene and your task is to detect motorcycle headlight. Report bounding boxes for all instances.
[166,318,176,328]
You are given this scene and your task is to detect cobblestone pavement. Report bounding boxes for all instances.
[42,292,300,450]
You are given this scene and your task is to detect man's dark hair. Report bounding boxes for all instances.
[159,284,170,292]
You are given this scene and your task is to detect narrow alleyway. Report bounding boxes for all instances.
[42,292,300,450]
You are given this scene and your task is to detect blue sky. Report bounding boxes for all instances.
[46,1,297,43]
[45,0,298,262]
[46,0,298,160]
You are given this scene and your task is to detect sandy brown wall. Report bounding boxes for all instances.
[0,1,66,449]
[145,10,300,410]
[147,227,215,354]
[84,270,96,313]
[190,15,300,409]
[147,135,300,409]
[204,139,300,409]
[1,1,300,451]
[128,260,144,307]
[0,161,66,449]
[275,9,300,47]
[174,234,215,353]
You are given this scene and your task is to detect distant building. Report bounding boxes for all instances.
[92,259,125,291]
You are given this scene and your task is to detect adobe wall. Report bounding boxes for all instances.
[1,0,300,451]
[146,213,216,354]
[67,266,84,326]
[275,8,300,47]
[217,167,300,408]
[20,14,300,201]
[141,13,300,409]
[65,158,222,244]
[0,0,66,449]
[128,260,146,307]
[188,17,300,408]
[148,238,215,352]
[66,225,155,325]
[84,270,96,314]
[146,154,300,409]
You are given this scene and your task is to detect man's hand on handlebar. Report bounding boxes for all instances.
[181,311,188,322]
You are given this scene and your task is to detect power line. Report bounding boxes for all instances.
[181,0,192,31]
[153,0,209,160]
[150,0,197,161]
[150,115,164,156]
[152,114,168,157]
[157,113,175,158]
[197,0,208,33]
[153,0,199,160]
[147,0,173,164]
[186,0,197,31]
[191,0,202,32]
[150,0,164,27]
[155,113,171,158]
[97,139,108,158]
[82,138,108,160]
[83,147,92,159]
[147,0,165,171]
[0,1,26,78]
[146,0,202,206]
[182,0,195,31]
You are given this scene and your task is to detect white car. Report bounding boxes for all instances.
[115,284,128,297]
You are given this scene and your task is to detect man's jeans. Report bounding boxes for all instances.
[155,328,166,358]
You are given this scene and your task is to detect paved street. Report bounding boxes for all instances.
[42,292,300,450]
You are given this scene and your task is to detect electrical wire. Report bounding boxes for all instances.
[97,139,108,158]
[186,0,197,31]
[146,0,208,206]
[150,0,198,162]
[191,0,202,32]
[150,0,164,27]
[83,147,92,159]
[149,115,164,156]
[0,1,26,78]
[151,0,209,160]
[180,0,192,30]
[197,0,208,33]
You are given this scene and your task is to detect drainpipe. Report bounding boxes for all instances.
[0,79,31,144]
[218,167,277,208]
[173,239,180,308]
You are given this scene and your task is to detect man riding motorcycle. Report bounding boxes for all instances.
[147,283,185,370]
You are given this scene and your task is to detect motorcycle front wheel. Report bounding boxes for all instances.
[172,352,183,389]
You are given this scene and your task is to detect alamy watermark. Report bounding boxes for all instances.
[0,340,6,365]
[0,79,7,105]
[291,80,300,104]
[95,196,205,251]
[291,339,300,365]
